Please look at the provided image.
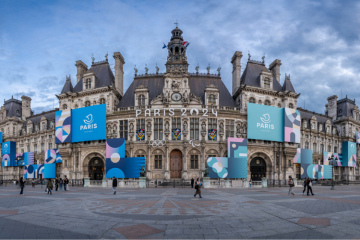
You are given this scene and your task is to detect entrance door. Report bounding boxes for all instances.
[250,157,266,181]
[170,150,182,178]
[89,157,104,180]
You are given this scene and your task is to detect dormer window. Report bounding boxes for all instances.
[289,103,294,109]
[63,104,67,110]
[85,78,91,89]
[85,101,91,107]
[138,95,145,106]
[100,98,106,104]
[16,110,19,115]
[249,98,255,103]
[42,123,46,130]
[264,78,271,89]
[208,94,216,105]
[265,100,271,106]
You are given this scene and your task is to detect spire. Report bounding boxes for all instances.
[166,26,189,74]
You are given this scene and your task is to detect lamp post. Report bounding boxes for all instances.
[15,157,24,180]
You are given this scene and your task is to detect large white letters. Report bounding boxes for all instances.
[136,110,142,117]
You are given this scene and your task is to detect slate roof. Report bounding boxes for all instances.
[61,78,74,94]
[337,97,356,118]
[240,61,295,92]
[62,61,115,93]
[21,109,57,135]
[298,107,333,131]
[118,75,237,108]
[4,98,22,118]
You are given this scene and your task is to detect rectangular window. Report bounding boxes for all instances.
[41,136,44,140]
[155,155,162,169]
[49,143,52,149]
[137,155,145,157]
[172,118,181,141]
[225,119,234,138]
[65,160,68,167]
[27,145,30,152]
[49,135,52,139]
[119,120,128,140]
[41,143,44,153]
[208,155,216,158]
[34,145,37,154]
[136,119,145,141]
[154,118,163,140]
[190,118,199,140]
[305,142,309,149]
[190,155,199,169]
[208,118,217,141]
[21,148,24,153]
[328,145,331,152]
[334,146,338,153]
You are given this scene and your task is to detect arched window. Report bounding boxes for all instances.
[264,78,271,89]
[258,100,262,105]
[16,110,19,115]
[208,94,216,105]
[85,101,91,107]
[74,104,78,109]
[175,46,179,53]
[264,100,271,106]
[138,95,145,106]
[100,98,106,104]
[313,143,317,153]
[63,104,67,110]
[85,79,91,89]
[312,122,316,130]
[289,103,294,109]
[278,103,281,108]
[249,98,255,103]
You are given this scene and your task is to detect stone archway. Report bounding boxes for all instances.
[250,157,266,181]
[170,150,182,178]
[89,157,104,180]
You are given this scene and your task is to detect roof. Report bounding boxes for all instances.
[21,110,57,135]
[297,107,333,131]
[64,61,115,93]
[337,97,355,118]
[4,98,22,118]
[61,78,74,94]
[240,61,295,92]
[117,74,237,108]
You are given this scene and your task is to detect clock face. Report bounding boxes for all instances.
[171,93,182,101]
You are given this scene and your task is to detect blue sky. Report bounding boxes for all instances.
[1,0,360,114]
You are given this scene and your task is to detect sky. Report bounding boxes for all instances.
[1,0,360,114]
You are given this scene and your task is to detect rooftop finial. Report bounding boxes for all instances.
[206,64,210,74]
[195,64,199,74]
[155,63,159,74]
[91,54,95,63]
[248,51,251,61]
[174,19,178,28]
[217,66,221,75]
[134,65,138,75]
[145,64,149,74]
[105,52,108,61]
[262,54,265,63]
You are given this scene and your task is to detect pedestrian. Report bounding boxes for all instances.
[194,178,202,198]
[83,178,84,186]
[0,180,2,186]
[55,178,59,191]
[47,179,53,195]
[64,177,68,191]
[32,180,35,188]
[306,178,314,196]
[302,178,307,195]
[13,180,16,187]
[19,177,25,195]
[5,181,7,187]
[191,178,194,188]
[59,178,63,190]
[112,176,117,195]
[249,179,252,188]
[288,175,295,196]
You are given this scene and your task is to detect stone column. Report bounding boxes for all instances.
[183,144,187,172]
[201,144,205,171]
[147,145,151,172]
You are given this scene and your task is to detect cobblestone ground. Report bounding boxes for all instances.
[1,184,360,239]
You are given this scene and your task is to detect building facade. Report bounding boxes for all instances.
[1,27,360,184]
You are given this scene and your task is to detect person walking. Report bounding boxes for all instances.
[112,177,117,195]
[19,177,25,195]
[249,179,252,188]
[13,180,16,187]
[0,180,2,186]
[59,178,63,191]
[47,179,53,195]
[191,178,194,188]
[55,178,59,191]
[307,178,314,196]
[32,180,35,188]
[288,176,295,196]
[302,178,307,195]
[194,178,202,198]
[64,177,68,191]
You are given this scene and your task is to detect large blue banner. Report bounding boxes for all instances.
[2,141,16,167]
[342,141,356,167]
[247,103,284,142]
[0,132,2,143]
[72,104,106,142]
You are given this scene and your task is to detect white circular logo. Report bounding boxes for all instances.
[84,114,94,124]
[260,113,271,123]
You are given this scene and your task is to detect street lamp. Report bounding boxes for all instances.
[15,157,24,180]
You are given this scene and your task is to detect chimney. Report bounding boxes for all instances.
[21,95,32,120]
[75,60,88,83]
[113,52,125,96]
[231,51,243,95]
[269,59,282,83]
[326,95,338,121]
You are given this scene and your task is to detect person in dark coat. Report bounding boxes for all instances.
[191,178,194,188]
[112,177,117,195]
[302,179,307,195]
[19,177,25,195]
[47,179,53,195]
[55,178,59,191]
[306,178,314,196]
[194,178,202,198]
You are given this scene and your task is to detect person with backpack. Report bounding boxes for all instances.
[302,178,307,195]
[306,178,315,196]
[19,177,25,195]
[112,177,117,195]
[47,179,53,195]
[194,178,202,198]
[288,176,295,196]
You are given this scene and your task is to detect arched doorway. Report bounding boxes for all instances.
[89,157,104,180]
[170,150,182,178]
[250,157,266,181]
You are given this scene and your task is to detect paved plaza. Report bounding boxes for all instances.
[1,185,360,239]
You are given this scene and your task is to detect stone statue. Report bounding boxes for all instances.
[156,93,163,100]
[206,64,210,74]
[91,54,95,63]
[236,124,241,134]
[155,64,159,74]
[134,65,138,75]
[145,64,149,74]
[219,122,224,133]
[204,168,210,177]
[165,121,169,131]
[201,122,206,132]
[248,52,251,61]
[195,64,199,73]
[139,166,146,177]
[262,55,265,63]
[105,52,108,60]
[182,90,189,103]
[183,121,188,131]
[129,123,134,133]
[217,66,221,75]
[147,122,151,131]
[113,125,117,134]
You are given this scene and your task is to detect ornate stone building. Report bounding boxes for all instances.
[0,27,359,184]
